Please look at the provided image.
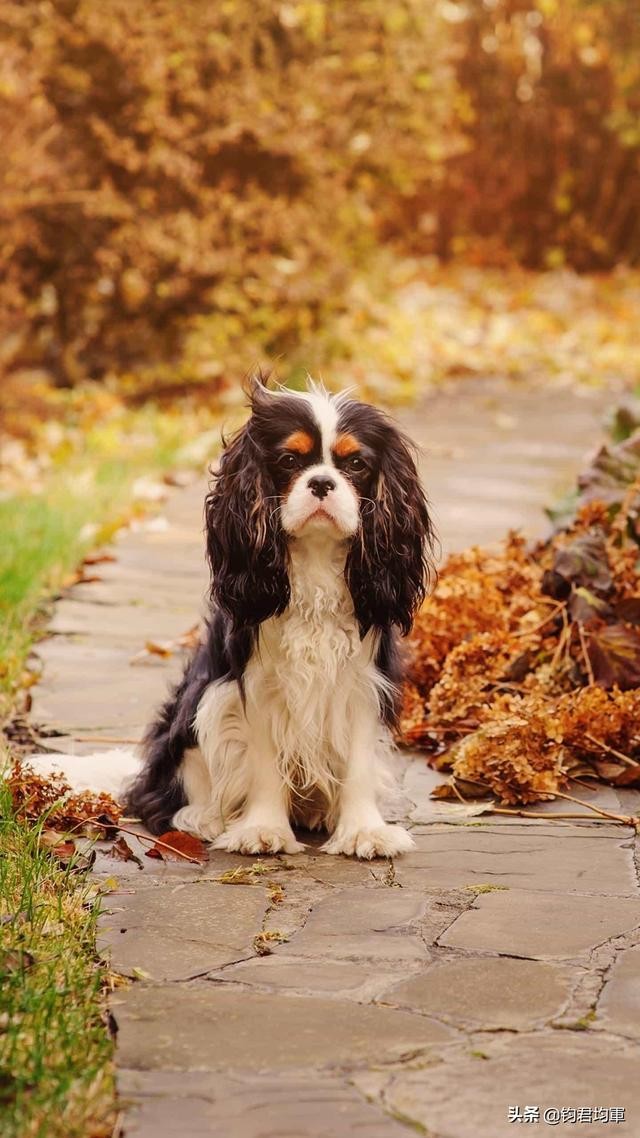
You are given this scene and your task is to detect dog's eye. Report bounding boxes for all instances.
[345,455,366,473]
[278,452,299,470]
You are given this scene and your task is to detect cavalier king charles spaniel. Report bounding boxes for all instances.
[124,377,435,858]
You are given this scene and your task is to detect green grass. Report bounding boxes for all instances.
[0,776,116,1138]
[0,403,218,709]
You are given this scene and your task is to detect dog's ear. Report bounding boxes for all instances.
[346,428,435,635]
[205,415,289,628]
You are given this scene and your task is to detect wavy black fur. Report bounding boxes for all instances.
[340,402,435,636]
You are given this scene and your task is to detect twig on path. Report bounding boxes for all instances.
[550,608,570,673]
[489,807,616,822]
[71,736,141,745]
[75,816,203,864]
[577,622,595,687]
[551,790,636,826]
[583,732,640,768]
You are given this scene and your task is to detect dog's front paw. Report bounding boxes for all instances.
[214,821,306,856]
[321,823,414,860]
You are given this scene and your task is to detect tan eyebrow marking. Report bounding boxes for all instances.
[283,430,314,454]
[333,433,360,458]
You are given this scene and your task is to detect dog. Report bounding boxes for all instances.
[124,377,434,858]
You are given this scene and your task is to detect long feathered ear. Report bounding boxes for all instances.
[205,415,289,628]
[345,429,435,635]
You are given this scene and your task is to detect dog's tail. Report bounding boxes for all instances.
[21,748,143,802]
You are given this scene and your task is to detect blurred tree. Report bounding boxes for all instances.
[0,0,638,393]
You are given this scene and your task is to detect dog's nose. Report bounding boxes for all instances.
[308,475,336,500]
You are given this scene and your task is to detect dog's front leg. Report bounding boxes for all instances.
[322,705,414,860]
[214,733,306,856]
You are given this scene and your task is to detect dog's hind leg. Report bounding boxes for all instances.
[172,747,223,841]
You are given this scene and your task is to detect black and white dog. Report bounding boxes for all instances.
[125,378,434,858]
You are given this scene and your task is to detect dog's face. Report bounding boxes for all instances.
[206,380,435,633]
[255,390,383,539]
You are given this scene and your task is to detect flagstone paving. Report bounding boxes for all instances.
[30,378,640,1137]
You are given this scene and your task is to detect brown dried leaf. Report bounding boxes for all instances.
[177,622,202,650]
[585,623,640,690]
[552,529,613,596]
[109,835,143,868]
[615,597,640,625]
[568,587,612,625]
[145,830,207,862]
[144,639,174,658]
[82,551,116,565]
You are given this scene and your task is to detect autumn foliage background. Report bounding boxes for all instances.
[2,0,640,411]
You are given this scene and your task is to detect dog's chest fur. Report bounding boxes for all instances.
[249,539,376,753]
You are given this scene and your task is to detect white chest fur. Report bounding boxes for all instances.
[244,533,382,792]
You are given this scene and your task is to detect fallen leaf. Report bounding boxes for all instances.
[501,649,534,682]
[144,639,175,658]
[551,529,613,596]
[430,779,491,801]
[615,597,640,625]
[177,622,202,650]
[163,470,195,488]
[592,760,640,786]
[253,930,288,956]
[39,828,72,851]
[83,551,116,565]
[427,800,497,817]
[144,831,206,862]
[85,812,120,840]
[130,623,202,665]
[109,836,143,869]
[569,586,613,625]
[1,948,35,972]
[585,623,640,690]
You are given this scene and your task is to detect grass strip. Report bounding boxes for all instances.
[0,768,116,1138]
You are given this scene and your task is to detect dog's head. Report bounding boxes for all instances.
[205,376,435,633]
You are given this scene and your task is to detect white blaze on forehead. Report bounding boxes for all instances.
[300,390,339,463]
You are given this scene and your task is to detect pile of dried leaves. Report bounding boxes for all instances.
[400,426,640,807]
[4,757,217,870]
[5,759,122,835]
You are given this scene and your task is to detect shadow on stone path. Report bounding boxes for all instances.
[31,379,640,1137]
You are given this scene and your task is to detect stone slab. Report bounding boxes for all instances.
[32,686,165,732]
[596,945,640,1039]
[276,886,431,962]
[295,853,387,887]
[403,376,613,557]
[394,827,638,897]
[378,1033,639,1138]
[118,1069,410,1138]
[114,985,455,1072]
[439,890,640,959]
[380,957,572,1029]
[48,600,194,641]
[99,882,267,980]
[213,956,410,1001]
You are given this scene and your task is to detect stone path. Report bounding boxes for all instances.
[30,378,640,1137]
